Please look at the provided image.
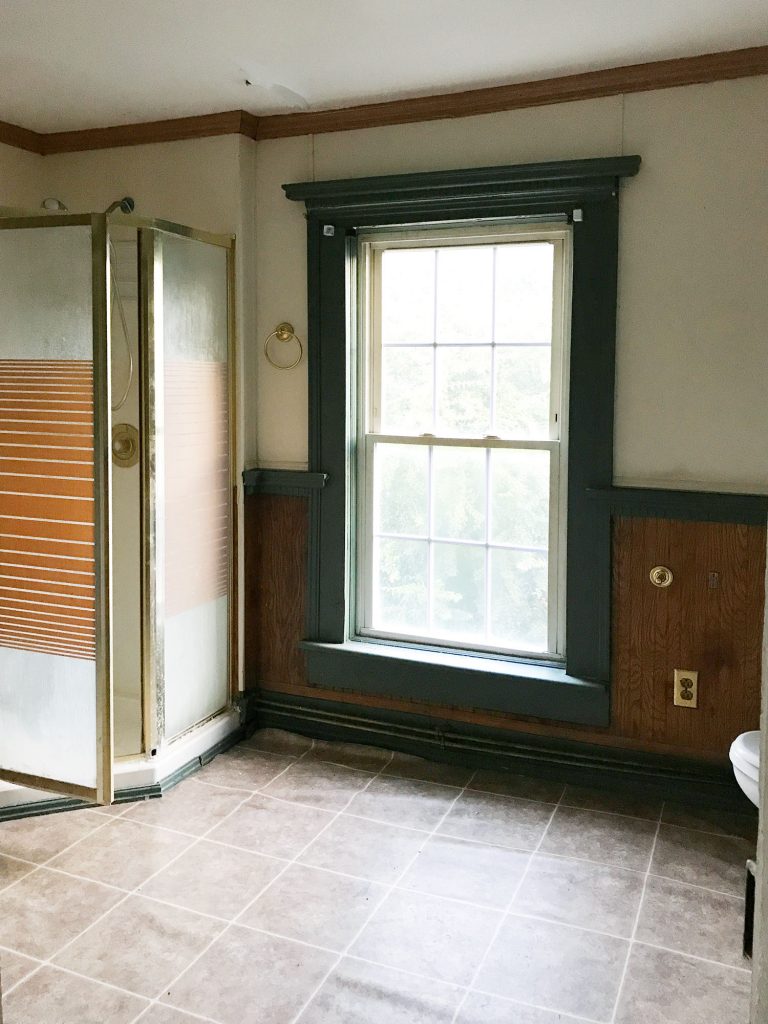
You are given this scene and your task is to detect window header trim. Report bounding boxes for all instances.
[283,156,641,217]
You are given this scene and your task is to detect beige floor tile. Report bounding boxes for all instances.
[383,753,473,787]
[0,853,34,893]
[350,889,501,986]
[0,867,123,959]
[261,759,375,810]
[661,803,758,842]
[2,966,148,1024]
[124,779,247,836]
[400,834,529,908]
[299,814,427,883]
[562,786,662,821]
[0,948,41,990]
[438,791,554,851]
[309,738,393,772]
[0,809,106,864]
[513,855,645,937]
[140,839,284,919]
[469,770,564,804]
[476,914,628,1020]
[298,957,462,1024]
[54,895,223,999]
[239,863,385,950]
[345,775,459,831]
[197,746,295,791]
[636,875,747,968]
[49,818,194,889]
[242,728,313,756]
[165,924,335,1024]
[615,943,751,1024]
[207,793,334,858]
[135,1006,210,1024]
[651,824,754,896]
[458,991,590,1023]
[540,806,657,871]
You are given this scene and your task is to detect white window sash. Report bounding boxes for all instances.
[355,225,570,661]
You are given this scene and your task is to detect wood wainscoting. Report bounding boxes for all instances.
[244,492,765,764]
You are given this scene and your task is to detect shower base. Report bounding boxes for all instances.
[0,706,242,821]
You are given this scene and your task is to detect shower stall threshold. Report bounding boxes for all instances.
[0,706,243,821]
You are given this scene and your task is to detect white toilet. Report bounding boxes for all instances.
[730,731,761,808]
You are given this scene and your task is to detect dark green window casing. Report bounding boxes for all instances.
[284,156,642,727]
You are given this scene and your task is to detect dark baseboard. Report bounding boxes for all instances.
[0,725,245,823]
[254,689,753,812]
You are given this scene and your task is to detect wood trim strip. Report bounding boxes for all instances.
[256,45,768,139]
[1,46,766,156]
[38,109,247,155]
[0,118,46,154]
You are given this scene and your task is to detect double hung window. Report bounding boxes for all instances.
[357,226,569,660]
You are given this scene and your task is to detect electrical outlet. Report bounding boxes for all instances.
[674,669,698,708]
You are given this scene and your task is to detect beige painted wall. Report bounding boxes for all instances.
[0,141,44,210]
[252,76,768,493]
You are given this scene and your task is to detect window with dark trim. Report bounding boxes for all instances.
[284,156,641,727]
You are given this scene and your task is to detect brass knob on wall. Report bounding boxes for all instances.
[649,565,673,588]
[112,423,139,468]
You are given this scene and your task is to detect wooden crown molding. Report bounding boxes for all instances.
[1,45,766,156]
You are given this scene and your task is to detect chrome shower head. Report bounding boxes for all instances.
[105,196,135,215]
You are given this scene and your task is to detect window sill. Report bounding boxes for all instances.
[299,639,609,727]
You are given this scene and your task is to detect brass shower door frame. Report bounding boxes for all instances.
[136,220,238,758]
[0,212,114,804]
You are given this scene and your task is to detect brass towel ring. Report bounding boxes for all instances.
[265,322,303,369]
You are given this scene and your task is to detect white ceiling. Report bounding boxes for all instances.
[1,0,766,133]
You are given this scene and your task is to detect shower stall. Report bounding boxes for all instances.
[0,206,238,810]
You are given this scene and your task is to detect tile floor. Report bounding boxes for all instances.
[0,730,757,1024]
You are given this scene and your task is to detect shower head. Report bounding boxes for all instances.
[105,196,135,215]
[41,198,68,212]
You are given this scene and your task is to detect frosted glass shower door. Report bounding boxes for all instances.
[141,228,232,743]
[0,218,113,802]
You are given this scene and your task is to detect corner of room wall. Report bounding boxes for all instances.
[0,140,45,210]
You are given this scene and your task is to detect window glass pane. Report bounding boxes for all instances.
[432,542,485,635]
[380,346,433,434]
[381,249,435,345]
[436,346,491,436]
[374,443,428,536]
[435,247,493,344]
[432,446,485,542]
[494,346,551,439]
[490,449,550,549]
[373,537,428,631]
[490,548,548,652]
[494,243,554,344]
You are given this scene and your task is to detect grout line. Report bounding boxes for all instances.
[607,798,664,1023]
[135,745,395,1023]
[631,938,752,974]
[283,764,480,1024]
[448,778,565,1023]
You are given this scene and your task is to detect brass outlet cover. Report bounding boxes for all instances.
[673,668,698,708]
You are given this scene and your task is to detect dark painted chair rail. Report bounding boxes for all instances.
[588,486,768,525]
[243,468,328,498]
